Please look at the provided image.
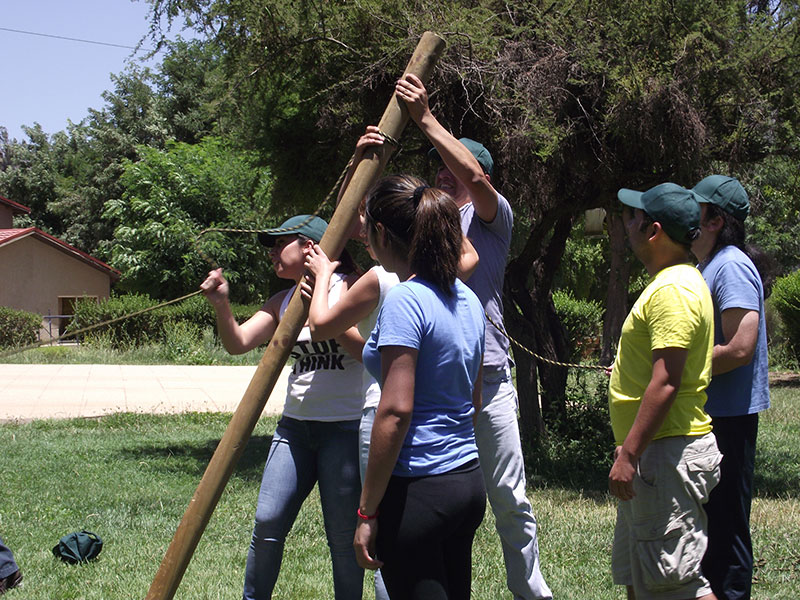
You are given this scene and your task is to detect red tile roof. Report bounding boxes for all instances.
[0,196,31,215]
[0,227,120,281]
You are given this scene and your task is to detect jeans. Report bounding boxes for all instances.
[360,406,391,600]
[243,417,363,600]
[474,366,552,600]
[0,536,19,579]
[702,413,759,600]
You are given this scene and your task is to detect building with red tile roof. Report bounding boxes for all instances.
[0,195,120,340]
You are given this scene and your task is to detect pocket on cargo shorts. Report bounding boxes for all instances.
[683,449,722,504]
[633,510,703,593]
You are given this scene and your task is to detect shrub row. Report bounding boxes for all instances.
[68,293,262,349]
[770,269,800,364]
[552,290,604,361]
[0,306,42,349]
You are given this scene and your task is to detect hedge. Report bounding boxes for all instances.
[552,290,604,361]
[0,306,42,349]
[67,293,263,349]
[771,270,800,361]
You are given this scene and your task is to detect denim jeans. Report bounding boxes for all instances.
[474,366,552,600]
[243,417,363,600]
[0,536,19,579]
[360,406,391,600]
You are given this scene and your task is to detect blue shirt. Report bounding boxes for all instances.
[460,193,513,373]
[700,245,770,416]
[363,278,485,476]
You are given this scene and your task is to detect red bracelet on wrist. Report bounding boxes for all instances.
[357,507,379,520]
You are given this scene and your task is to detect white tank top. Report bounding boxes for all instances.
[280,272,364,421]
[357,266,400,409]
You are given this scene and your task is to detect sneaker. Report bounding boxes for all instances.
[0,570,22,594]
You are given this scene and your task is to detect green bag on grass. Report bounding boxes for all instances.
[52,530,103,563]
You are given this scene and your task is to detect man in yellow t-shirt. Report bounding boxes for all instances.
[609,182,722,600]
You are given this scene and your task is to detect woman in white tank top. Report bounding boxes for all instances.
[200,214,365,600]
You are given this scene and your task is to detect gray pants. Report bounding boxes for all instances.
[475,366,553,600]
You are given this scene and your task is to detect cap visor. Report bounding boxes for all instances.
[257,232,276,247]
[689,188,712,204]
[617,188,644,209]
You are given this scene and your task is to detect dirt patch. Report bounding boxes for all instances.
[769,371,800,388]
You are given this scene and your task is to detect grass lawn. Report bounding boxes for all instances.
[1,383,798,599]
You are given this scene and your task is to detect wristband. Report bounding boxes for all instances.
[357,507,379,520]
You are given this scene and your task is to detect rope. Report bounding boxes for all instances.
[1,130,402,359]
[485,313,610,372]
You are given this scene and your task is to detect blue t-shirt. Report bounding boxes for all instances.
[700,245,770,416]
[460,193,513,373]
[363,278,485,477]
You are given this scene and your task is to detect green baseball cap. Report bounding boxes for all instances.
[692,175,750,221]
[617,183,700,244]
[257,215,328,246]
[428,137,494,176]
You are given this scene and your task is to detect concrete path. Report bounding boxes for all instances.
[0,364,289,422]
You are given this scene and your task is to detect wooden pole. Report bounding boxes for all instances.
[145,32,446,600]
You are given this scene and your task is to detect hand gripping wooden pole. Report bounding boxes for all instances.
[145,31,445,600]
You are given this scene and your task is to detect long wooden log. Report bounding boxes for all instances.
[145,31,446,600]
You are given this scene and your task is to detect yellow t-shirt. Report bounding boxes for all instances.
[609,264,713,445]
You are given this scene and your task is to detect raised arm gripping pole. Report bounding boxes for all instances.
[145,31,446,600]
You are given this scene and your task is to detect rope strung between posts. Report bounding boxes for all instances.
[0,131,401,359]
[485,313,610,372]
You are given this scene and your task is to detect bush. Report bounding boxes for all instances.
[0,306,42,349]
[552,290,604,361]
[161,321,212,364]
[68,294,163,349]
[770,270,800,363]
[68,293,266,350]
[525,370,614,492]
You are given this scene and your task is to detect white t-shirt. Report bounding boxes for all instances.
[280,272,364,421]
[356,266,400,409]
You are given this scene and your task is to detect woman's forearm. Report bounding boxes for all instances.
[360,406,410,515]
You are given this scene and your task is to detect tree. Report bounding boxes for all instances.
[105,137,273,302]
[143,0,800,442]
[0,41,227,260]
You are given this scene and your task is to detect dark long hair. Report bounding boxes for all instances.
[703,204,775,298]
[365,174,462,295]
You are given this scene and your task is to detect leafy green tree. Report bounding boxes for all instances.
[146,0,800,440]
[104,137,273,302]
[0,41,227,260]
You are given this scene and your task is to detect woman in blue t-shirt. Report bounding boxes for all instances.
[354,175,486,599]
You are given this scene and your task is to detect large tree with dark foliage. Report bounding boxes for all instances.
[142,0,800,441]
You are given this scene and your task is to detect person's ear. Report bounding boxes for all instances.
[649,221,662,241]
[374,222,389,246]
[704,214,724,233]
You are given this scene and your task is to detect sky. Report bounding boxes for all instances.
[1,0,191,142]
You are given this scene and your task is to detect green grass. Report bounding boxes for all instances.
[2,339,264,366]
[1,386,798,599]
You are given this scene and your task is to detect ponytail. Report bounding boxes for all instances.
[410,188,461,295]
[365,174,462,296]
